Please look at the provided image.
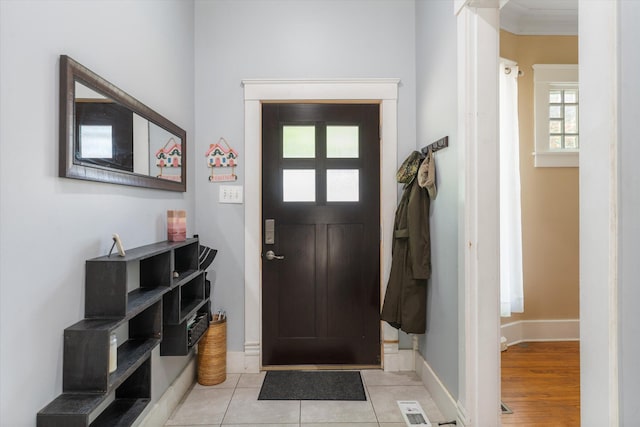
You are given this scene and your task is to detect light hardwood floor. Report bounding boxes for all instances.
[501,341,580,426]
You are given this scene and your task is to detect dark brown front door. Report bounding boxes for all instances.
[262,103,381,366]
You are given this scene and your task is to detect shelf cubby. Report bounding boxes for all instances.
[160,309,210,356]
[163,272,206,325]
[63,300,161,393]
[37,357,151,427]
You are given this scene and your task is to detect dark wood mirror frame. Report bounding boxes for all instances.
[59,55,187,192]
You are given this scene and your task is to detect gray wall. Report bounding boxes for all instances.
[619,1,640,423]
[0,1,195,426]
[194,0,418,352]
[0,3,464,425]
[415,0,459,398]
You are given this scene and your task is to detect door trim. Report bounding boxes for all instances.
[242,79,400,372]
[456,5,501,426]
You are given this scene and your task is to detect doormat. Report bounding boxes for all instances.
[257,371,366,401]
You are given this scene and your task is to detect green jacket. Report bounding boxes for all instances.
[380,173,431,334]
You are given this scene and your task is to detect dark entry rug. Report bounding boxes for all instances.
[257,371,366,401]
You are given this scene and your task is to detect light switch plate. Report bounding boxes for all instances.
[219,185,243,204]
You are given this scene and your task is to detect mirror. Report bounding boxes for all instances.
[59,55,186,191]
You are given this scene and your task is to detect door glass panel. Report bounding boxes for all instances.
[327,126,359,158]
[80,125,113,158]
[283,169,316,202]
[327,169,359,202]
[283,126,315,158]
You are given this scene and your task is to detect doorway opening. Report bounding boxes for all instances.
[261,103,381,367]
[498,19,580,426]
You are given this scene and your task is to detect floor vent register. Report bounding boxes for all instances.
[397,400,432,426]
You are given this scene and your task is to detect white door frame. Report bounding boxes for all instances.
[578,1,620,425]
[241,79,400,372]
[457,1,621,425]
[455,2,501,426]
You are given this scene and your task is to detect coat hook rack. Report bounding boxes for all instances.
[421,136,449,155]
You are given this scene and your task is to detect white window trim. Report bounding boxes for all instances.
[533,64,579,167]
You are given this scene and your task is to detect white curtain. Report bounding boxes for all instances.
[499,61,524,317]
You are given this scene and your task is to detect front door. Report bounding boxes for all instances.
[261,103,381,366]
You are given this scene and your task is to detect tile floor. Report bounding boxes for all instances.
[165,370,446,427]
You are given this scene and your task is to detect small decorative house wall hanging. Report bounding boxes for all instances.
[206,137,238,182]
[156,137,182,182]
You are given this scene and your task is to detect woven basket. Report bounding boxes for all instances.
[197,316,227,386]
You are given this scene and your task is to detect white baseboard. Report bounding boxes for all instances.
[501,319,580,346]
[456,400,470,426]
[384,349,416,372]
[227,350,260,373]
[415,351,458,423]
[137,358,196,427]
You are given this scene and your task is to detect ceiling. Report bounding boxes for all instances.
[500,0,578,35]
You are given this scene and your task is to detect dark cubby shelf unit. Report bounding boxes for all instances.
[38,237,208,426]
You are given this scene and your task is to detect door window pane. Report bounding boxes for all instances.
[327,126,359,158]
[283,126,315,158]
[327,169,359,202]
[80,125,113,158]
[283,169,315,202]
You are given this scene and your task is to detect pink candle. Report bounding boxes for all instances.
[167,210,186,242]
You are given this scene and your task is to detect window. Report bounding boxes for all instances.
[281,124,361,203]
[533,64,579,167]
[79,125,113,158]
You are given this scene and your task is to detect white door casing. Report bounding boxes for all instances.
[242,79,400,372]
[456,3,501,426]
[458,1,622,426]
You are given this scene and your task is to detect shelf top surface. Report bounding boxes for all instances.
[70,287,167,328]
[87,238,198,263]
[67,317,122,331]
[38,391,105,415]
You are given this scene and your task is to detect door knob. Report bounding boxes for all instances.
[265,250,285,261]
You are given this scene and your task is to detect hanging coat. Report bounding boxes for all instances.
[381,154,433,334]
